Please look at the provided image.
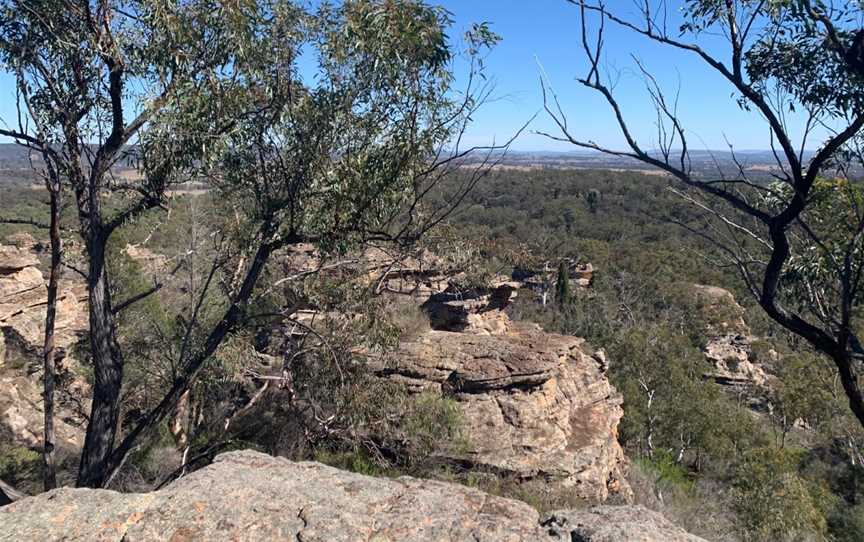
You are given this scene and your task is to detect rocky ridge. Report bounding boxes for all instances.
[0,450,704,541]
[280,245,632,502]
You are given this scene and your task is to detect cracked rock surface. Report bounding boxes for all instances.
[0,450,704,541]
[381,322,631,502]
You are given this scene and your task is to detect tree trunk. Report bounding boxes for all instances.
[834,349,864,431]
[76,237,125,488]
[41,184,62,491]
[100,240,276,484]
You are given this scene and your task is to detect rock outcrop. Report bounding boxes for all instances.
[0,369,86,450]
[514,259,594,302]
[543,505,706,542]
[693,284,769,388]
[0,244,88,451]
[422,281,519,335]
[0,450,704,541]
[0,244,88,366]
[380,322,630,502]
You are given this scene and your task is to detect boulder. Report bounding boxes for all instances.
[703,333,769,387]
[380,323,630,502]
[3,232,40,251]
[0,371,85,450]
[421,281,518,335]
[0,245,38,272]
[543,505,707,542]
[0,450,705,541]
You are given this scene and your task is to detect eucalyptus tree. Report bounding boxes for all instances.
[542,0,864,429]
[0,0,503,488]
[0,0,242,488]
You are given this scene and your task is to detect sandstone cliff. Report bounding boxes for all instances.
[0,244,88,453]
[0,450,704,541]
[380,322,630,502]
[0,244,88,362]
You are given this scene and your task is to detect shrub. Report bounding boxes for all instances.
[0,444,40,490]
[731,446,832,541]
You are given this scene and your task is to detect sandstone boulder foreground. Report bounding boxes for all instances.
[0,450,704,541]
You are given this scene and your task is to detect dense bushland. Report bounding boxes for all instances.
[446,167,864,541]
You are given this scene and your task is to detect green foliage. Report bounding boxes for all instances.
[385,300,431,342]
[585,188,601,214]
[0,444,39,487]
[827,503,864,542]
[770,351,837,438]
[313,448,384,477]
[636,451,694,490]
[731,446,833,541]
[401,392,467,460]
[204,0,497,255]
[764,178,864,324]
[306,390,466,476]
[442,166,864,540]
[554,260,570,305]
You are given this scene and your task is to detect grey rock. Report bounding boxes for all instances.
[544,505,707,542]
[0,450,704,541]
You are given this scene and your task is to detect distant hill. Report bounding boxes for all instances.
[0,144,139,186]
[0,144,856,185]
[462,149,837,181]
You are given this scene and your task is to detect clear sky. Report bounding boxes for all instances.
[436,0,827,152]
[0,0,830,152]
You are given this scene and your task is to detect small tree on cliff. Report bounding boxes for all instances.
[556,260,571,304]
[542,0,864,430]
[0,0,505,487]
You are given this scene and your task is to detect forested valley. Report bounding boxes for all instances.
[1,1,863,541]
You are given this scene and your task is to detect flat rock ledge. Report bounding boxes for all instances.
[0,450,703,542]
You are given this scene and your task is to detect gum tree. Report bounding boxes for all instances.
[0,0,504,488]
[542,0,864,429]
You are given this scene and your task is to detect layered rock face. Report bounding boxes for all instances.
[692,284,769,388]
[421,281,519,335]
[0,450,703,541]
[0,244,89,450]
[350,248,631,502]
[0,244,88,365]
[380,322,630,502]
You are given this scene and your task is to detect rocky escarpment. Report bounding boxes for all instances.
[0,244,88,366]
[379,322,630,502]
[0,450,704,541]
[278,245,629,502]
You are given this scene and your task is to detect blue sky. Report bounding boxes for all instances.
[0,0,829,152]
[436,0,826,152]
